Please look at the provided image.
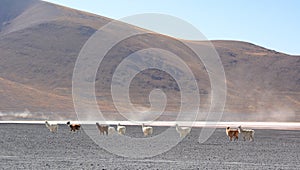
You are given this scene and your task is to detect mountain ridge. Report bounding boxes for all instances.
[0,0,299,121]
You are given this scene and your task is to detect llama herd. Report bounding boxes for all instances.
[45,121,81,133]
[96,123,116,135]
[226,126,255,141]
[45,121,190,137]
[45,121,255,141]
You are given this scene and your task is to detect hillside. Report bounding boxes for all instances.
[0,0,299,121]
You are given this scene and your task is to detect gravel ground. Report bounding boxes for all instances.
[0,124,299,169]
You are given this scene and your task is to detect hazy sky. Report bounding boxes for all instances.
[44,0,300,55]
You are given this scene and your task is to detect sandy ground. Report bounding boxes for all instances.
[0,124,299,169]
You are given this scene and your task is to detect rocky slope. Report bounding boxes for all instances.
[0,0,299,121]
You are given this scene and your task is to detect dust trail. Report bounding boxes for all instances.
[0,109,71,121]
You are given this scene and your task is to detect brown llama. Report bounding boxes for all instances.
[96,122,108,135]
[66,121,81,132]
[226,127,239,141]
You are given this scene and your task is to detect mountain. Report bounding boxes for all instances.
[0,0,299,121]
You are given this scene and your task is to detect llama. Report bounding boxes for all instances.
[175,124,191,138]
[226,127,239,141]
[141,124,153,136]
[96,123,108,135]
[117,123,126,135]
[238,126,255,141]
[45,121,58,133]
[66,121,81,132]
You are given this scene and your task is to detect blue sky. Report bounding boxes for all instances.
[44,0,300,55]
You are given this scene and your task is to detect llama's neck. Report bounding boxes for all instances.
[226,129,230,135]
[176,125,181,131]
[238,127,244,132]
